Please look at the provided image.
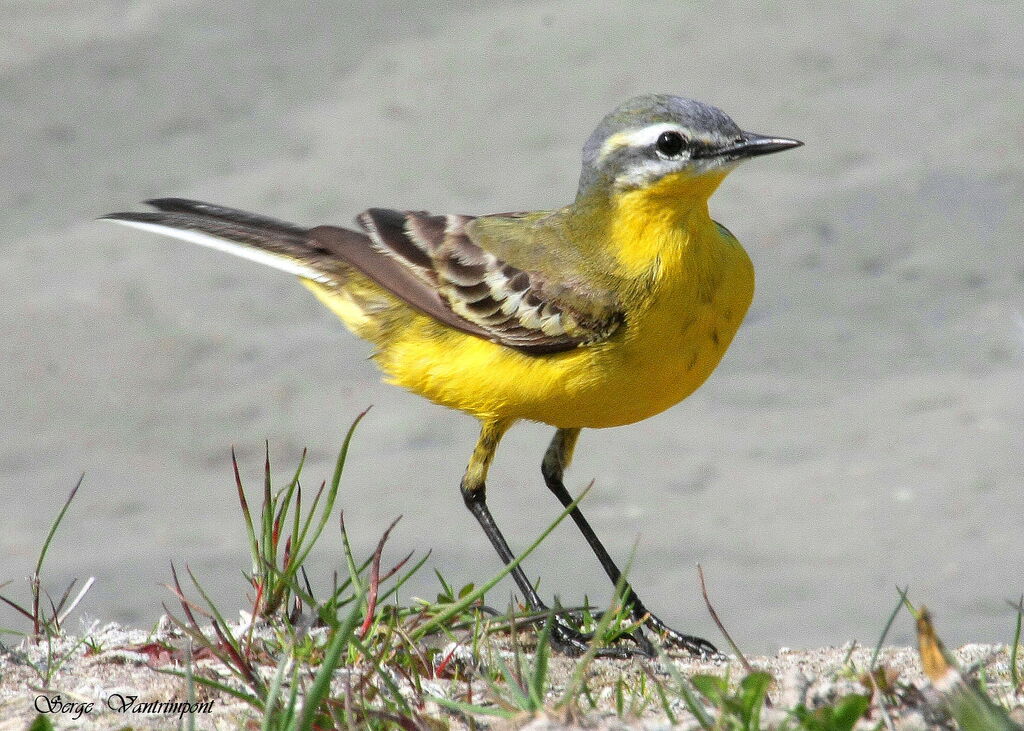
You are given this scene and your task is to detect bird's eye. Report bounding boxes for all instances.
[655,130,686,158]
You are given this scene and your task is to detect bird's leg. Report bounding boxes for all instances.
[461,420,636,658]
[461,422,545,608]
[542,428,719,658]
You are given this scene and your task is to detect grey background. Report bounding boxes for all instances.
[2,0,1022,652]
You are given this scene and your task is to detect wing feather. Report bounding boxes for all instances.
[357,209,623,352]
[104,199,622,355]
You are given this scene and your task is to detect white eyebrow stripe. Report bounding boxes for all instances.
[598,123,689,160]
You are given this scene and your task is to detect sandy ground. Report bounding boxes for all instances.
[2,0,1023,658]
[0,622,1020,729]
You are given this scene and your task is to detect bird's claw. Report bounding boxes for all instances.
[547,615,648,659]
[642,614,722,660]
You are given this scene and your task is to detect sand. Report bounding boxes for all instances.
[0,621,1019,729]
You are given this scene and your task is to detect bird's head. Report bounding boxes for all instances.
[577,94,801,206]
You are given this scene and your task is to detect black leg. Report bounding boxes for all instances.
[542,428,719,658]
[460,420,639,658]
[461,478,547,612]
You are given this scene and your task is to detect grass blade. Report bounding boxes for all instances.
[870,585,908,671]
[1010,596,1023,691]
[297,597,364,729]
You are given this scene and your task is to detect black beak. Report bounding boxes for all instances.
[698,131,803,160]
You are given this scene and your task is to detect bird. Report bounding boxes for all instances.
[103,94,801,658]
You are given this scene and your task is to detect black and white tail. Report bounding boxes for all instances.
[101,198,337,284]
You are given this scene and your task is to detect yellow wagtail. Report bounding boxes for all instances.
[104,95,801,657]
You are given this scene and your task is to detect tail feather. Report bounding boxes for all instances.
[144,198,307,237]
[100,201,335,284]
[101,198,498,344]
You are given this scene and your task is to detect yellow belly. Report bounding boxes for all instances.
[304,220,754,429]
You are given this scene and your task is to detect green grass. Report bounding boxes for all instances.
[0,474,92,639]
[6,414,1024,729]
[0,474,97,685]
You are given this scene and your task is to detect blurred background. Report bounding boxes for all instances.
[2,0,1022,653]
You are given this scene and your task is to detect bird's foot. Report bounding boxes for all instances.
[546,613,650,659]
[640,612,722,660]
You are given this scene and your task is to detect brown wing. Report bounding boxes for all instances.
[103,199,622,355]
[355,208,623,353]
[103,199,495,343]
